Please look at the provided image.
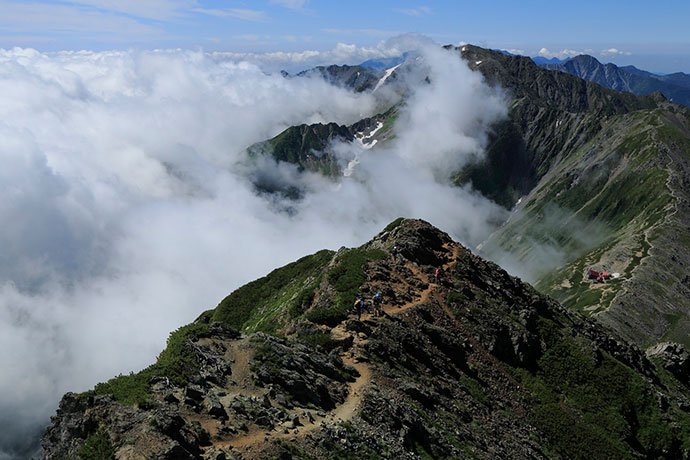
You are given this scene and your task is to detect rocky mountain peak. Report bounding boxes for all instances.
[368,218,454,265]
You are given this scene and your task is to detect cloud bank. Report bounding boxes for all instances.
[0,39,506,458]
[211,43,397,73]
[600,48,632,57]
[537,47,593,59]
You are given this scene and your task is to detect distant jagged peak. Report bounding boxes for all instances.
[294,64,383,93]
[539,53,690,106]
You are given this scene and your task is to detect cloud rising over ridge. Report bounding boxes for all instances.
[0,39,506,458]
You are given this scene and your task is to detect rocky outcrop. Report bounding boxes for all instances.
[42,393,206,460]
[647,342,690,382]
[251,334,358,410]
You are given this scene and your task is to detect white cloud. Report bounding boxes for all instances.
[322,28,403,37]
[503,48,525,56]
[600,48,632,57]
[270,0,309,10]
[67,0,194,20]
[537,47,593,59]
[192,7,268,22]
[0,38,508,457]
[210,39,406,73]
[232,34,270,41]
[396,6,432,16]
[0,1,161,37]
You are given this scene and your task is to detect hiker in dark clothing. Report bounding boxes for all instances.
[372,292,383,317]
[354,297,364,320]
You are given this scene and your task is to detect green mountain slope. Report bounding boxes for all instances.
[454,44,658,208]
[462,45,690,348]
[43,220,690,459]
[246,106,399,182]
[247,122,354,176]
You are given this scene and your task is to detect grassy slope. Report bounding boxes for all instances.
[483,106,690,345]
[83,240,391,405]
[211,249,334,334]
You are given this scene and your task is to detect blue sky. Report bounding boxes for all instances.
[0,0,689,73]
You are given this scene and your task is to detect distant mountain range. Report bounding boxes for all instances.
[529,56,568,66]
[540,54,690,106]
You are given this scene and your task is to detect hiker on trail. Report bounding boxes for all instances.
[372,292,383,317]
[354,297,364,320]
[435,268,441,284]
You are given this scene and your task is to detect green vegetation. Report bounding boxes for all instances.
[577,167,670,232]
[288,282,319,318]
[77,428,115,460]
[378,106,399,141]
[213,249,333,332]
[248,123,346,175]
[277,441,317,460]
[316,421,393,460]
[250,342,286,375]
[300,332,338,352]
[382,217,406,233]
[516,318,689,459]
[458,375,490,407]
[89,322,209,405]
[658,116,690,159]
[307,247,386,326]
[189,420,210,445]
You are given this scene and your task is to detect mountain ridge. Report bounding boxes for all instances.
[542,54,690,107]
[242,44,690,349]
[42,219,690,459]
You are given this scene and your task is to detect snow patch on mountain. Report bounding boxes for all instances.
[373,64,401,92]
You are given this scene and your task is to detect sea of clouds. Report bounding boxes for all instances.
[0,36,507,458]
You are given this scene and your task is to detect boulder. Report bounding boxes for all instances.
[646,342,690,382]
